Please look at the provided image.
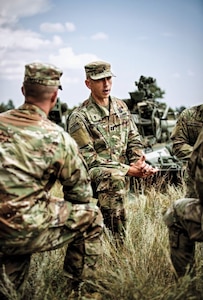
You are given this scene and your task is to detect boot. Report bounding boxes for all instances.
[169,225,195,278]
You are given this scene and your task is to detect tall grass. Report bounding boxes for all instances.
[1,180,203,299]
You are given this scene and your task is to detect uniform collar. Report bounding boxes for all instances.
[18,103,47,119]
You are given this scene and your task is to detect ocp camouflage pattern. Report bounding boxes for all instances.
[170,104,203,197]
[189,128,203,204]
[68,95,143,181]
[68,95,143,236]
[163,128,203,277]
[0,103,100,244]
[24,62,63,89]
[171,104,203,160]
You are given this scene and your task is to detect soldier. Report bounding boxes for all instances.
[68,61,158,243]
[170,104,203,197]
[163,128,203,278]
[0,62,103,299]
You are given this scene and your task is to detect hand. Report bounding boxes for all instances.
[127,155,159,178]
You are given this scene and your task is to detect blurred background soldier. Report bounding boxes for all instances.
[68,60,158,244]
[163,128,203,278]
[171,104,203,197]
[0,62,103,299]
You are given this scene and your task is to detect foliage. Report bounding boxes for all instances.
[176,106,187,114]
[0,100,15,112]
[1,180,203,299]
[134,75,165,101]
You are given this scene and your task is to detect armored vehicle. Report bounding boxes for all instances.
[48,98,68,131]
[49,79,183,190]
[123,76,183,189]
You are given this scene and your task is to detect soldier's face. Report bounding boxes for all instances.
[85,77,112,99]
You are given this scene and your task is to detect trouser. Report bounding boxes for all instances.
[0,202,103,299]
[90,167,128,242]
[163,198,203,277]
[184,167,198,198]
[168,225,195,277]
[99,205,126,242]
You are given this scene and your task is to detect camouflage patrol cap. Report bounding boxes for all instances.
[24,62,63,90]
[84,61,115,80]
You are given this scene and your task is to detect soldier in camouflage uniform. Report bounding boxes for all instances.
[0,63,103,299]
[68,61,158,243]
[163,128,203,278]
[171,104,203,197]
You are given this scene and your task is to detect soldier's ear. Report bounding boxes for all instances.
[21,86,25,96]
[50,91,58,111]
[85,79,91,89]
[51,90,58,103]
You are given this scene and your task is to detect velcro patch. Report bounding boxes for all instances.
[69,122,82,134]
[71,127,90,147]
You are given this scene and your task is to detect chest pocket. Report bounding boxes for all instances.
[89,120,109,153]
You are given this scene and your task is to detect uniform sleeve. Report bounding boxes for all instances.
[59,132,94,204]
[68,112,130,175]
[126,113,144,163]
[170,110,193,160]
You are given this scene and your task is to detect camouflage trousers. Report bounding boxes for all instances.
[163,198,203,277]
[89,167,128,242]
[0,200,103,298]
[184,167,199,198]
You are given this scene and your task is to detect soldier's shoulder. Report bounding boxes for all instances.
[70,99,90,116]
[111,96,128,109]
[67,101,90,131]
[181,105,201,118]
[44,118,65,133]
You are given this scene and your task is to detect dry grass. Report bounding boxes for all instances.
[1,180,203,299]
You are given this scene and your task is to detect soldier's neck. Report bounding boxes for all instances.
[93,96,109,107]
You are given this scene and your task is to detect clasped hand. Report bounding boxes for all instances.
[127,155,159,178]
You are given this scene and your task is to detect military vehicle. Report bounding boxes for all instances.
[123,76,183,189]
[49,79,183,190]
[48,98,69,131]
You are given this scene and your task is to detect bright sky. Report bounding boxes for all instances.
[0,0,202,109]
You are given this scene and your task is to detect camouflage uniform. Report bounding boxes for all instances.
[0,63,103,298]
[163,128,203,277]
[68,88,143,240]
[170,104,203,197]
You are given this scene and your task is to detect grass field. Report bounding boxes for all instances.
[1,180,203,300]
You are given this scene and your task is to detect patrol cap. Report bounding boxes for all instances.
[24,62,63,90]
[84,61,115,80]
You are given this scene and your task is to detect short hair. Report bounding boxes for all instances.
[23,83,57,99]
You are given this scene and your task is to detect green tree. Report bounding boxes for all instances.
[176,106,186,114]
[135,75,165,101]
[7,99,15,110]
[0,99,15,112]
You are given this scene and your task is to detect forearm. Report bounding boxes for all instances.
[171,117,192,160]
[127,155,159,178]
[172,142,193,160]
[60,143,94,204]
[126,119,144,162]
